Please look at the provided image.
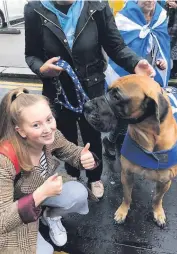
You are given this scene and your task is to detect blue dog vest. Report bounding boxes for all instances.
[121,87,177,170]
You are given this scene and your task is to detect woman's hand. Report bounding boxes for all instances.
[40,57,63,77]
[167,1,177,8]
[80,143,95,170]
[33,173,63,206]
[134,59,156,77]
[156,59,167,70]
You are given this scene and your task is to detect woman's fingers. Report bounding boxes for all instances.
[49,64,64,72]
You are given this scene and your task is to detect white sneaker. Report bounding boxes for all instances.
[41,210,67,247]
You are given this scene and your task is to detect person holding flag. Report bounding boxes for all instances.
[104,0,171,158]
[106,0,171,88]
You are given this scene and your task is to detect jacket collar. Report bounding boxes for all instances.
[30,1,60,27]
[28,0,107,30]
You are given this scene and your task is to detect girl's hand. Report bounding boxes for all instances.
[80,143,95,170]
[33,173,63,206]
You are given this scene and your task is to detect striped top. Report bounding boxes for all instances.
[39,151,48,177]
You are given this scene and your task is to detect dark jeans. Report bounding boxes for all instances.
[56,108,102,183]
[171,60,177,77]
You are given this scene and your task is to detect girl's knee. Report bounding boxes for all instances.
[43,181,88,209]
[73,182,88,201]
[69,181,88,203]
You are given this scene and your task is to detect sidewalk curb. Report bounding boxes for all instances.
[0,66,177,86]
[0,66,40,81]
[0,28,21,35]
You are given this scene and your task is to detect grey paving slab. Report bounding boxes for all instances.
[1,67,36,77]
[0,29,26,68]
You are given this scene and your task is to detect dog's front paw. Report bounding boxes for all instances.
[114,205,128,224]
[153,208,166,228]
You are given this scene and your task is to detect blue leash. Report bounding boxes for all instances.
[54,59,89,113]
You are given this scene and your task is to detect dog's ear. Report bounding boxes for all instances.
[149,93,169,135]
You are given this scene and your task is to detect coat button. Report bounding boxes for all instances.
[44,19,47,24]
[75,68,78,71]
[90,10,93,13]
[95,78,98,81]
[64,39,67,43]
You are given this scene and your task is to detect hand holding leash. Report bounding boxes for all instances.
[40,57,64,77]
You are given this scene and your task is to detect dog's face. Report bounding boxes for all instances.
[84,75,169,133]
[83,93,117,132]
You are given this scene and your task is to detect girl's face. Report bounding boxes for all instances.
[16,100,57,148]
[138,0,156,13]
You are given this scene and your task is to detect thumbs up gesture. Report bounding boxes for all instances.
[80,143,95,169]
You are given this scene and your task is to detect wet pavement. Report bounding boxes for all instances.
[1,82,177,254]
[41,147,177,254]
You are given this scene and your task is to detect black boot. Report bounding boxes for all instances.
[102,136,116,159]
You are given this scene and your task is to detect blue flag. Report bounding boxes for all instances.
[106,1,171,88]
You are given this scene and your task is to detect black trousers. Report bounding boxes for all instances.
[172,60,177,73]
[56,108,103,182]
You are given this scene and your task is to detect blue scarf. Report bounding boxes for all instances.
[40,0,84,48]
[105,1,171,88]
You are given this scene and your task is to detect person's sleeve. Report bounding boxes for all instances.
[0,155,42,234]
[51,130,99,169]
[24,3,44,77]
[97,3,142,73]
[18,194,41,224]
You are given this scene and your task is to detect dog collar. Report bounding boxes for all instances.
[121,132,177,170]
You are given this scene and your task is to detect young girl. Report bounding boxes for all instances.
[0,88,96,254]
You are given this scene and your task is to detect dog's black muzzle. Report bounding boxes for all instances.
[83,95,118,132]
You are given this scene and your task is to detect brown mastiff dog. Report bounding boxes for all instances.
[84,74,177,227]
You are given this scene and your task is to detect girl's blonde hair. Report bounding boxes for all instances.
[0,88,50,171]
